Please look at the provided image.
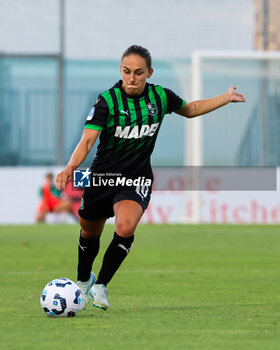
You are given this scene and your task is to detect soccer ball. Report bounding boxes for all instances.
[40,278,82,317]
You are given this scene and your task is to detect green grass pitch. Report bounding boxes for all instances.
[1,224,280,350]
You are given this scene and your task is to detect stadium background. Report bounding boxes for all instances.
[0,0,279,224]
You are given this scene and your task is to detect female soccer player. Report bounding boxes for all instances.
[56,45,245,311]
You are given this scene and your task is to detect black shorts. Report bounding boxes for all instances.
[78,186,152,221]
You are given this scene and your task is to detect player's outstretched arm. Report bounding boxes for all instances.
[175,86,246,118]
[56,129,100,191]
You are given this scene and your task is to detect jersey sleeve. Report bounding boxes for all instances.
[84,96,109,131]
[164,88,186,114]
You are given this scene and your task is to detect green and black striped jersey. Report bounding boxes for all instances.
[85,80,185,178]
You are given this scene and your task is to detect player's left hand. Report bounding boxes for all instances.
[227,86,246,103]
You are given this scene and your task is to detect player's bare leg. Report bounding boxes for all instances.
[114,200,143,237]
[91,200,143,310]
[77,217,106,309]
[35,210,47,222]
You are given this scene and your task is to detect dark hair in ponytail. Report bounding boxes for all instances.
[121,45,152,70]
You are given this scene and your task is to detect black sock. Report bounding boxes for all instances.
[77,231,100,282]
[96,232,134,286]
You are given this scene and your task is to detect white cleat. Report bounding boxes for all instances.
[77,272,96,310]
[89,284,109,311]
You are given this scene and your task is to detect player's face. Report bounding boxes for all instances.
[121,54,153,95]
[46,174,54,186]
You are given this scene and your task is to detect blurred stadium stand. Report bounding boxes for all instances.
[0,0,255,167]
[237,93,280,165]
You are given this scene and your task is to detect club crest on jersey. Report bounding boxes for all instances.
[146,103,158,116]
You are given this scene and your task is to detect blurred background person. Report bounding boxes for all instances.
[35,172,73,223]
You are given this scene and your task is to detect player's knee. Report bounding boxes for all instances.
[79,218,105,239]
[115,220,135,238]
[81,228,97,239]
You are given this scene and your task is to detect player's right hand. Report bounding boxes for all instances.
[56,166,73,191]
